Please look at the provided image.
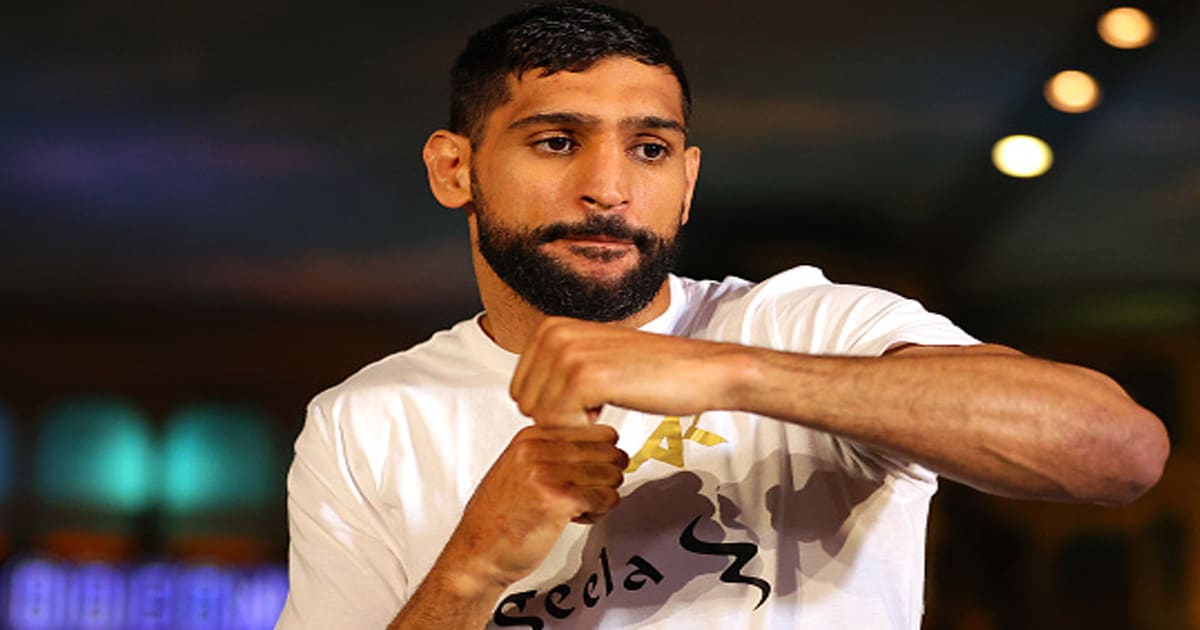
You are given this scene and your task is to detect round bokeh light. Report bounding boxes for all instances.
[992,135,1054,178]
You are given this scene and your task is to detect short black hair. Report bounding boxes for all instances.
[449,1,691,144]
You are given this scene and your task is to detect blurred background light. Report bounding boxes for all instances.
[162,403,277,515]
[1098,7,1156,49]
[234,565,290,629]
[126,563,175,630]
[173,565,235,630]
[1,558,285,630]
[1044,70,1102,113]
[65,563,126,629]
[33,398,156,514]
[7,557,68,630]
[991,135,1054,178]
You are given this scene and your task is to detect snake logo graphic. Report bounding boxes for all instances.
[679,515,771,609]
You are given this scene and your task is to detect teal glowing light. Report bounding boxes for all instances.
[0,403,15,503]
[162,403,277,514]
[34,397,156,514]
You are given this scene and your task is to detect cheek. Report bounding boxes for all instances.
[488,161,564,216]
[635,172,690,225]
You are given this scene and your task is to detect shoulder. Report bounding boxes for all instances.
[673,265,836,314]
[680,266,978,355]
[294,316,508,488]
[303,316,504,443]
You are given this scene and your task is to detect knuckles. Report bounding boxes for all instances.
[585,486,621,513]
[491,424,627,525]
[535,316,584,342]
[517,317,639,422]
[533,318,599,363]
[594,423,619,443]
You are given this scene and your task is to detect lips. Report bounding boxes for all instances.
[554,237,634,262]
[561,234,634,246]
[535,215,653,253]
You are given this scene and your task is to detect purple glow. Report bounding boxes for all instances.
[66,563,126,629]
[233,566,288,629]
[1,559,287,630]
[7,557,67,630]
[126,563,174,630]
[7,133,326,201]
[174,565,235,630]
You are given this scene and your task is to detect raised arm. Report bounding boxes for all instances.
[510,318,1169,505]
[281,398,627,629]
[389,423,628,629]
[732,341,1168,503]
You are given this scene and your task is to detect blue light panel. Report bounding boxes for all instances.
[66,563,126,629]
[34,397,155,514]
[163,403,277,515]
[2,558,287,630]
[7,557,68,630]
[174,564,235,630]
[234,565,289,629]
[126,563,176,630]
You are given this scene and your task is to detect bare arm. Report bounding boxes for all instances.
[511,318,1169,506]
[388,564,505,630]
[731,341,1168,504]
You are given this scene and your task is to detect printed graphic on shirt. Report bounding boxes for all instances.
[491,470,772,629]
[625,415,728,473]
[488,448,891,628]
[492,513,770,628]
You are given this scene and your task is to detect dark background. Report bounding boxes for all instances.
[2,1,1197,628]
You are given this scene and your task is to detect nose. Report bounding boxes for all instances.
[576,141,630,211]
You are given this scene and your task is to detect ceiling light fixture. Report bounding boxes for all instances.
[992,135,1054,178]
[1044,70,1102,113]
[1098,7,1156,49]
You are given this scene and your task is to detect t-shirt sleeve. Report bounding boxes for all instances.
[757,278,979,356]
[276,399,408,629]
[753,272,980,484]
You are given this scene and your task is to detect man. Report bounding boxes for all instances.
[277,3,1169,628]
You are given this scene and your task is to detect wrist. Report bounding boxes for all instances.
[716,344,764,412]
[425,554,510,604]
[390,552,510,630]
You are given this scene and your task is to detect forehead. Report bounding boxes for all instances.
[487,57,686,133]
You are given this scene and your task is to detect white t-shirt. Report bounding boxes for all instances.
[277,267,979,629]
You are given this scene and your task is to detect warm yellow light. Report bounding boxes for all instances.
[992,135,1053,178]
[1044,70,1101,113]
[1098,7,1156,49]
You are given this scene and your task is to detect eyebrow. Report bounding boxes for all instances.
[507,112,688,136]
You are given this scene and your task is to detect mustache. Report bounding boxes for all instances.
[535,215,658,251]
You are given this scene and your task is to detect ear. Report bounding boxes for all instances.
[423,130,473,208]
[680,145,702,225]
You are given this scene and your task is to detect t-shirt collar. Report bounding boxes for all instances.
[465,274,685,374]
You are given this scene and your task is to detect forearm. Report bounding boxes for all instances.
[727,343,1169,504]
[388,559,506,630]
[390,422,626,628]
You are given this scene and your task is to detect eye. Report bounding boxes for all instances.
[534,136,577,154]
[632,142,670,162]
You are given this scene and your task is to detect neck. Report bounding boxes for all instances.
[472,250,672,353]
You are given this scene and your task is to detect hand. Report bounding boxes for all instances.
[437,423,628,593]
[510,317,749,426]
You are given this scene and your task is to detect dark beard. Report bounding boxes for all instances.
[474,204,680,323]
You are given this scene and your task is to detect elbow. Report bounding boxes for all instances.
[1123,409,1171,501]
[1090,406,1170,506]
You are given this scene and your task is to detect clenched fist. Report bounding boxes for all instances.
[438,423,628,592]
[511,316,749,426]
